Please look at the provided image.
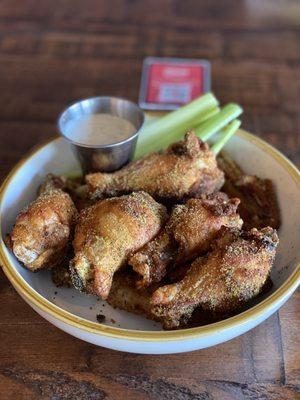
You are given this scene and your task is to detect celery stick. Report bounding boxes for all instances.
[195,103,243,141]
[134,93,219,159]
[146,106,220,148]
[211,119,241,154]
[134,105,220,159]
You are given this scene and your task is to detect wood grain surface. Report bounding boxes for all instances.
[0,1,299,399]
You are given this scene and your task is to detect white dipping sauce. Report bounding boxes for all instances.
[64,113,136,145]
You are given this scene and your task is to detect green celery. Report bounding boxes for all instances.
[134,92,219,159]
[195,103,243,141]
[211,119,241,154]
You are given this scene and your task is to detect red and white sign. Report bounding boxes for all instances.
[139,57,211,110]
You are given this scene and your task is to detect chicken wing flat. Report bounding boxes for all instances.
[107,271,160,321]
[129,193,243,288]
[86,131,224,203]
[107,271,226,328]
[218,152,281,230]
[151,226,278,329]
[9,174,78,271]
[70,191,167,299]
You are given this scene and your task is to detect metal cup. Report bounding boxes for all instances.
[57,96,145,173]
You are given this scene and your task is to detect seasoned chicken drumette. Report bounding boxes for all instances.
[9,174,78,271]
[86,131,224,203]
[151,227,279,329]
[129,193,243,288]
[70,191,167,299]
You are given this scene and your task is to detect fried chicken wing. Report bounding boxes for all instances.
[129,193,243,288]
[151,226,279,329]
[107,271,160,321]
[106,271,225,328]
[70,191,167,299]
[86,131,224,203]
[9,174,78,271]
[218,152,281,229]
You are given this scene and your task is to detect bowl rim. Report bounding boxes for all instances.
[0,129,299,342]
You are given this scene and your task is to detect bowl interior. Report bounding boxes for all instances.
[1,132,300,331]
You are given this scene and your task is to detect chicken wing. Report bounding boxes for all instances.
[218,152,281,229]
[106,271,224,328]
[151,226,278,329]
[86,131,224,203]
[9,174,78,271]
[70,191,167,299]
[107,271,160,321]
[129,193,243,288]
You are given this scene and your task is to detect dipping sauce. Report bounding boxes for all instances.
[64,113,137,145]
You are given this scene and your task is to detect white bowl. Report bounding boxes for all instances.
[0,129,299,354]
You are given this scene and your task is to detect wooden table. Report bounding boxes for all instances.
[0,1,299,399]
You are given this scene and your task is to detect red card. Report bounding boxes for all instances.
[147,63,203,104]
[139,57,210,110]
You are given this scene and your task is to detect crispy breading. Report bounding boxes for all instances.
[218,152,281,229]
[9,174,78,271]
[65,177,94,211]
[51,262,73,287]
[151,226,279,329]
[129,192,243,288]
[86,131,224,203]
[106,271,233,328]
[70,191,167,299]
[107,271,160,321]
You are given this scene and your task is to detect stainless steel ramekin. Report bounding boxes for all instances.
[57,96,145,173]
